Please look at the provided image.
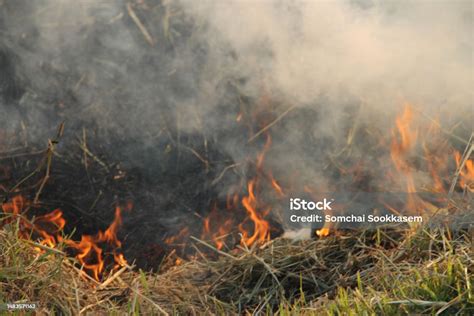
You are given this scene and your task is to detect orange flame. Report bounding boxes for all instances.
[424,144,448,193]
[316,228,330,237]
[239,180,271,247]
[64,204,129,280]
[34,209,66,247]
[1,196,130,281]
[454,151,474,190]
[390,105,421,213]
[390,105,418,176]
[200,203,234,250]
[1,195,25,216]
[387,104,461,215]
[270,177,284,197]
[64,235,105,281]
[164,227,189,246]
[198,132,276,249]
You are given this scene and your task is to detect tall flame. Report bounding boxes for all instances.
[239,179,271,247]
[390,104,418,193]
[387,104,469,215]
[389,104,425,215]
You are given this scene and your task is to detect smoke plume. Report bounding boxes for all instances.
[0,0,472,238]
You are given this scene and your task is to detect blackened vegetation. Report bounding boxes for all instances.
[0,1,288,271]
[0,0,471,277]
[0,126,258,270]
[0,1,240,269]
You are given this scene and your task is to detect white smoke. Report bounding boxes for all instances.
[181,0,472,116]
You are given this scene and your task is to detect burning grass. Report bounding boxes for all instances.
[0,2,472,314]
[1,222,472,314]
[0,103,472,314]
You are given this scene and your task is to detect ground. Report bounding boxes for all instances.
[0,224,472,315]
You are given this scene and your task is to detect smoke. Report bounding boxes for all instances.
[0,0,472,230]
[183,0,472,112]
[177,0,473,195]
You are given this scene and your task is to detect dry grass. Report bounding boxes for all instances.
[1,221,472,315]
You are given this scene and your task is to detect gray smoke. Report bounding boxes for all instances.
[0,0,472,207]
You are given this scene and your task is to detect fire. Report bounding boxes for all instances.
[386,103,472,218]
[390,104,418,191]
[173,132,277,251]
[270,177,284,197]
[1,195,25,216]
[64,235,105,281]
[454,150,474,191]
[164,227,190,246]
[391,105,418,158]
[1,196,65,246]
[316,228,330,237]
[198,178,275,251]
[64,204,129,280]
[237,133,278,246]
[2,100,470,274]
[424,144,448,193]
[1,196,130,281]
[239,180,271,247]
[103,205,124,247]
[34,209,66,247]
[201,203,234,250]
[388,105,437,215]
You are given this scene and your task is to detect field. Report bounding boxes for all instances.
[1,1,473,315]
[1,222,472,315]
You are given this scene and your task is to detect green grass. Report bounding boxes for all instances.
[0,220,68,314]
[325,254,472,315]
[0,219,472,315]
[277,229,473,315]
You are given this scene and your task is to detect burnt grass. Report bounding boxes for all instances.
[0,1,473,314]
[0,132,245,270]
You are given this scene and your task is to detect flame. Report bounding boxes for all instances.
[167,132,276,251]
[1,196,130,281]
[34,209,66,247]
[386,104,469,215]
[424,143,448,193]
[239,180,271,247]
[316,228,330,237]
[102,205,124,247]
[390,105,418,177]
[200,203,234,250]
[454,151,474,190]
[1,195,25,216]
[114,253,128,269]
[200,179,273,250]
[389,104,423,213]
[199,161,279,250]
[65,235,105,281]
[270,177,284,197]
[164,227,189,246]
[64,204,129,280]
[4,99,470,273]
